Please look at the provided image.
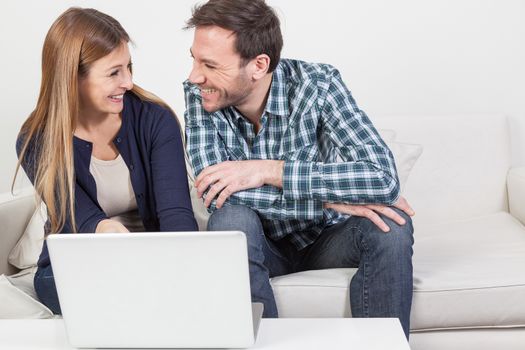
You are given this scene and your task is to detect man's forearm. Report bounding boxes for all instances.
[282,159,400,205]
[197,159,322,221]
[263,160,284,188]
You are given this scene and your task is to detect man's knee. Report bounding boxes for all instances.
[362,207,414,252]
[207,205,265,245]
[390,207,414,236]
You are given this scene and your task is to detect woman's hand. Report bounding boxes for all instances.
[95,219,129,233]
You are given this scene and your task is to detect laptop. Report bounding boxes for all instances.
[46,231,263,348]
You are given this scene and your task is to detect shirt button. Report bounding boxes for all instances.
[129,164,134,170]
[116,137,122,143]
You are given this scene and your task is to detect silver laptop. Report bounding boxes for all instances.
[47,231,263,348]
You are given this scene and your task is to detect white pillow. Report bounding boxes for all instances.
[0,268,53,318]
[8,203,46,270]
[378,128,423,189]
[377,129,396,142]
[385,140,423,190]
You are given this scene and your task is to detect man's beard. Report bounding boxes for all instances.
[203,72,252,113]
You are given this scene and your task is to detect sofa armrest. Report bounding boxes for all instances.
[0,189,36,275]
[508,166,525,226]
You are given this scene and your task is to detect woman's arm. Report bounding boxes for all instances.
[16,133,109,233]
[150,110,198,231]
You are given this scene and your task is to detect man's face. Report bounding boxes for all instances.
[189,26,253,113]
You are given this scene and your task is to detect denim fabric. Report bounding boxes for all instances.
[207,204,414,338]
[34,265,61,315]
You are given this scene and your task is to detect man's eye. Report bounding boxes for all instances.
[205,64,215,69]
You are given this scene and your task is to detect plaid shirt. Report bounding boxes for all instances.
[184,59,399,250]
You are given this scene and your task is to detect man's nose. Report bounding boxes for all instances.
[189,63,205,85]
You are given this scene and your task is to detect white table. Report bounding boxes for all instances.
[0,318,410,349]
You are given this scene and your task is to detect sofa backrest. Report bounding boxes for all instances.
[372,115,511,229]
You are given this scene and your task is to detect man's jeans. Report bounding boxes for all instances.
[207,205,414,338]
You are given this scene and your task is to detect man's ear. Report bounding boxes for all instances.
[251,54,271,80]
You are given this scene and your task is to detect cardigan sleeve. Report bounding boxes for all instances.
[149,110,198,231]
[16,132,108,268]
[16,132,107,234]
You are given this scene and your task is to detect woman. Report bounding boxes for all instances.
[15,7,198,314]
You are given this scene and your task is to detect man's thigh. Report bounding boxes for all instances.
[297,209,413,271]
[297,216,362,271]
[262,235,296,278]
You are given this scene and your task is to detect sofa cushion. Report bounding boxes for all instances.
[410,212,525,330]
[271,212,525,332]
[271,268,355,318]
[0,268,53,319]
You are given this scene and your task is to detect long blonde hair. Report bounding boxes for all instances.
[14,7,180,233]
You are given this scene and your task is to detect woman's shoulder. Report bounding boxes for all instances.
[124,91,181,132]
[16,126,40,157]
[126,92,177,120]
[15,126,41,179]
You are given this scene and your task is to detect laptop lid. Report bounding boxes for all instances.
[47,231,259,348]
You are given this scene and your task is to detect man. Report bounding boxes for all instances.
[183,0,414,338]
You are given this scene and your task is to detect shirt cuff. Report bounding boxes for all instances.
[283,160,324,200]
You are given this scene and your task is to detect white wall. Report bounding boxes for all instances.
[1,0,524,193]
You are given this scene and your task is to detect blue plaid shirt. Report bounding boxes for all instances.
[184,59,399,250]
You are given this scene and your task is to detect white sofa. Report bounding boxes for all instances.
[1,114,525,349]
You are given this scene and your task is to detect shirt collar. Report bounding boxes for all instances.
[264,61,289,117]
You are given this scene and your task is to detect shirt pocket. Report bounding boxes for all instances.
[279,115,320,161]
[226,146,248,161]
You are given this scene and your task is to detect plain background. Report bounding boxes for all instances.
[1,0,524,193]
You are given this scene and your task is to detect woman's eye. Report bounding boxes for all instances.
[110,70,119,77]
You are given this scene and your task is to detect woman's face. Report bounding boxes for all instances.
[78,42,133,119]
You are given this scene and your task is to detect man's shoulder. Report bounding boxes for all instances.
[278,58,339,84]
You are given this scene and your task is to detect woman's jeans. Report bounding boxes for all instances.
[34,264,61,315]
[207,205,414,339]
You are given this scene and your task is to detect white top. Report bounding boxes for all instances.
[89,155,144,232]
[0,318,411,350]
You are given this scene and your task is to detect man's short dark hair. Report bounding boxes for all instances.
[185,0,283,72]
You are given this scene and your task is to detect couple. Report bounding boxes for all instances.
[16,0,415,338]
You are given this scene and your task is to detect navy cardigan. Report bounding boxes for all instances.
[17,92,198,268]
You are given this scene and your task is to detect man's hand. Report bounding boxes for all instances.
[195,160,284,208]
[325,196,415,233]
[95,219,129,233]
